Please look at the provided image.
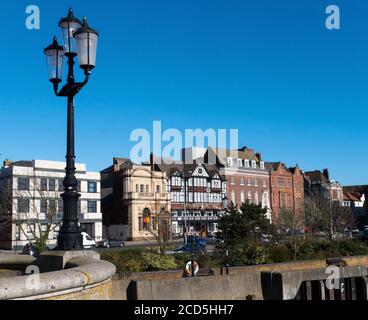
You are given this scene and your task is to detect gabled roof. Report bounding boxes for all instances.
[304,170,329,185]
[289,165,301,174]
[343,191,362,202]
[265,162,292,174]
[154,161,225,180]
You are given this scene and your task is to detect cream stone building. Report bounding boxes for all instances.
[101,158,171,241]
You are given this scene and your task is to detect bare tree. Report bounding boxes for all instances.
[145,200,172,255]
[305,195,356,240]
[274,209,306,261]
[0,180,12,235]
[0,175,63,251]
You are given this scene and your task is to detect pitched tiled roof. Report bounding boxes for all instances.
[304,170,328,185]
[344,185,368,196]
[343,191,361,202]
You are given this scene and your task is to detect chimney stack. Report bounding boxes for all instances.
[323,168,330,181]
[3,159,12,167]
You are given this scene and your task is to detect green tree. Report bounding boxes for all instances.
[218,200,271,246]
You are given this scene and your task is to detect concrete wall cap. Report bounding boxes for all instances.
[0,258,116,300]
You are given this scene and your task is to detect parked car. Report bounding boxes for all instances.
[186,235,207,247]
[204,234,224,245]
[351,228,362,239]
[22,243,40,258]
[172,244,206,254]
[360,229,368,241]
[82,232,96,249]
[97,239,125,248]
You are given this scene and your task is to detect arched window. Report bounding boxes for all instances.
[241,191,245,204]
[142,208,152,231]
[255,192,259,204]
[231,190,236,205]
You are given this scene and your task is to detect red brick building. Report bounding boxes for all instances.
[204,147,272,221]
[266,162,304,222]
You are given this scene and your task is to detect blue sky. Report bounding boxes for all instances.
[0,0,367,185]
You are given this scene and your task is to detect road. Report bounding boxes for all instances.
[94,239,183,252]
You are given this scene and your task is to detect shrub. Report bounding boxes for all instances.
[266,245,290,263]
[142,252,177,271]
[228,244,267,266]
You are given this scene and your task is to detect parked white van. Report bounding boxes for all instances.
[82,232,96,249]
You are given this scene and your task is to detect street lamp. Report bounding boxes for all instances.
[44,8,99,250]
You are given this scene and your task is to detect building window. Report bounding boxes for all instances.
[255,192,259,204]
[227,158,233,167]
[77,181,81,192]
[138,217,143,231]
[280,193,287,208]
[241,191,245,204]
[263,192,269,206]
[88,181,97,193]
[49,200,56,213]
[40,199,48,214]
[40,178,48,191]
[142,209,152,231]
[230,177,235,185]
[140,185,144,193]
[49,179,56,192]
[156,185,161,193]
[15,225,21,241]
[18,199,30,213]
[18,178,29,191]
[87,201,97,213]
[237,159,243,167]
[278,178,286,188]
[288,195,293,208]
[27,224,35,240]
[58,199,63,214]
[248,191,252,202]
[251,161,256,168]
[244,160,250,168]
[231,190,236,205]
[240,178,245,186]
[260,162,265,169]
[254,179,258,187]
[59,179,64,191]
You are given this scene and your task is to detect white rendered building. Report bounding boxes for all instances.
[0,160,102,250]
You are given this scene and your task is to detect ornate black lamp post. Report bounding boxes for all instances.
[44,8,99,250]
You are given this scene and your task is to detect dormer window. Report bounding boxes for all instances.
[227,158,233,167]
[251,161,256,168]
[237,159,243,167]
[244,160,250,168]
[260,161,265,169]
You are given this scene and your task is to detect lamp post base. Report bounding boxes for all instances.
[57,231,83,251]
